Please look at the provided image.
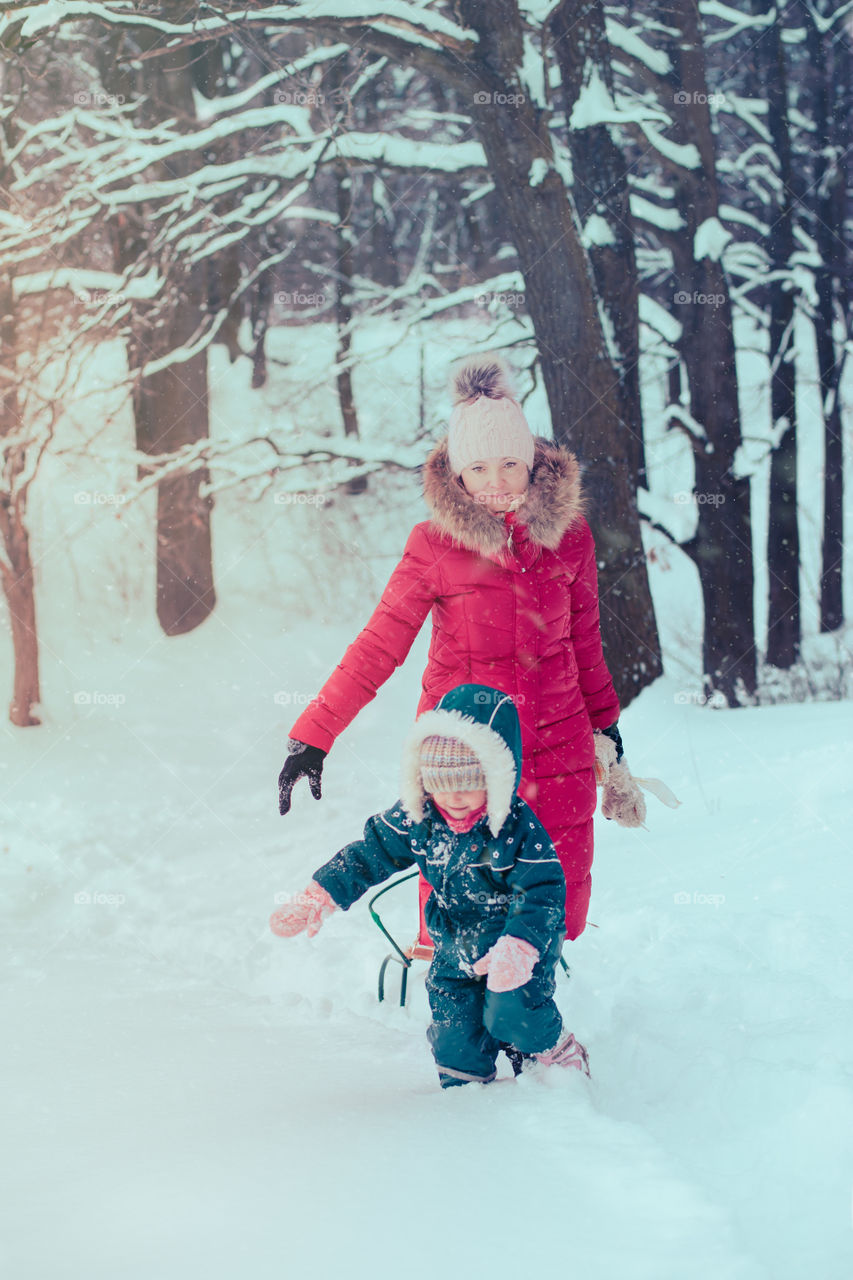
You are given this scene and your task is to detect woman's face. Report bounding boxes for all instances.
[459,457,529,514]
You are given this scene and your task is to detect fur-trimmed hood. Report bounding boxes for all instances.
[400,684,523,837]
[422,437,584,557]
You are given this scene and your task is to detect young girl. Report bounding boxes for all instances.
[279,355,631,941]
[272,685,589,1087]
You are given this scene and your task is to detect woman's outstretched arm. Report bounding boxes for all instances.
[289,525,440,753]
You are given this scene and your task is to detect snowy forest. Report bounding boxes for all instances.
[2,3,852,1279]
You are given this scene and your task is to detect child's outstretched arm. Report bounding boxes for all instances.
[270,805,418,939]
[270,881,338,938]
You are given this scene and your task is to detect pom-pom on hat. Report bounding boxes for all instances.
[447,355,535,476]
[418,735,486,795]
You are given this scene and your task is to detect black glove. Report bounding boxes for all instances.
[278,739,327,815]
[598,721,624,763]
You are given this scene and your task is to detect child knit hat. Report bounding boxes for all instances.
[419,735,486,795]
[447,355,536,476]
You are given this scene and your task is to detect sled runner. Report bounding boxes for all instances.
[369,871,432,1005]
[369,871,570,1006]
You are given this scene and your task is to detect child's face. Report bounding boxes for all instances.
[459,457,529,513]
[429,788,487,820]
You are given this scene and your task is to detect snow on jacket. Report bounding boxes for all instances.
[291,438,620,938]
[312,685,566,968]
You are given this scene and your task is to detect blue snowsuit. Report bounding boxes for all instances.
[312,685,568,1087]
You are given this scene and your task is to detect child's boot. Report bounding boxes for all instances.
[535,1030,590,1076]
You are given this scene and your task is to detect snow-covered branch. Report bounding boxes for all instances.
[82,428,427,508]
[662,403,708,445]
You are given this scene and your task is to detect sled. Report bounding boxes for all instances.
[369,871,432,1006]
[368,870,570,1006]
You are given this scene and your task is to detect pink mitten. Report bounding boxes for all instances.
[270,880,337,938]
[601,761,647,828]
[472,935,540,992]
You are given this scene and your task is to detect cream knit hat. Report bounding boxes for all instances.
[447,355,535,475]
[418,735,486,795]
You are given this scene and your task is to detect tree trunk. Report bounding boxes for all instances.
[797,4,846,633]
[108,22,216,636]
[0,523,41,727]
[459,0,662,707]
[0,85,41,727]
[0,274,41,726]
[550,0,647,488]
[190,39,243,365]
[250,266,271,390]
[369,172,400,291]
[329,56,367,496]
[759,2,800,667]
[129,280,216,635]
[654,0,757,702]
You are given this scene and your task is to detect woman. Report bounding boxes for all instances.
[278,355,625,940]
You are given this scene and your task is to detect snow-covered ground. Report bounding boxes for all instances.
[3,598,852,1280]
[3,313,852,1276]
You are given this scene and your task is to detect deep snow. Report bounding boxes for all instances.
[2,602,852,1280]
[2,313,852,1277]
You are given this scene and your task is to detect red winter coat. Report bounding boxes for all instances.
[291,439,620,939]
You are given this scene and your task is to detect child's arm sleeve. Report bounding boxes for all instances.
[311,805,417,910]
[500,830,567,957]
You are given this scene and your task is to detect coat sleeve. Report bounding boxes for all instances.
[500,825,567,957]
[569,518,621,729]
[311,806,417,910]
[290,526,439,752]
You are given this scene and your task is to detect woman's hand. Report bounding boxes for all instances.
[278,739,326,815]
[593,728,646,828]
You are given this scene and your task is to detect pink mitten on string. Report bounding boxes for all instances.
[601,761,647,828]
[473,935,539,992]
[270,880,337,938]
[593,732,680,829]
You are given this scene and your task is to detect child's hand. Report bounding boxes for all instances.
[473,935,539,992]
[270,880,337,938]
